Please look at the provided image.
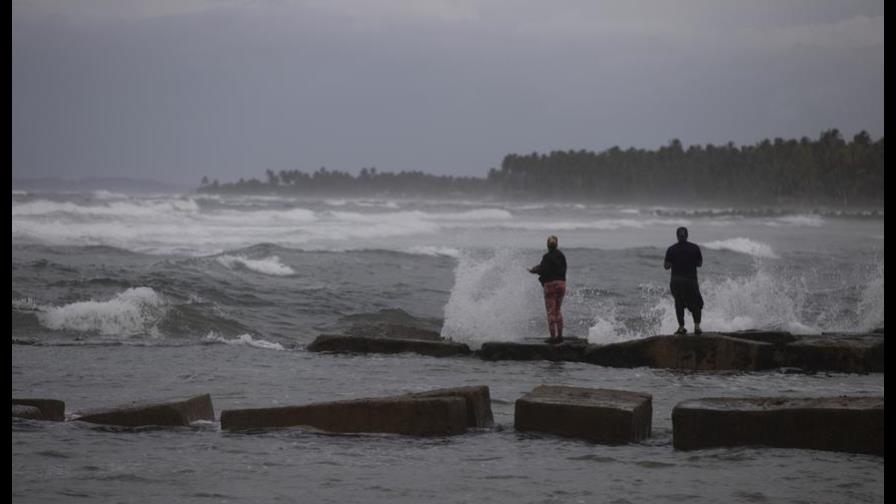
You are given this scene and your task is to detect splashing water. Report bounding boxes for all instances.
[441,249,545,348]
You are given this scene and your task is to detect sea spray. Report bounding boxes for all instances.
[441,249,545,347]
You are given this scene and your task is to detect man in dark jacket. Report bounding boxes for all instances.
[529,235,567,343]
[664,227,704,335]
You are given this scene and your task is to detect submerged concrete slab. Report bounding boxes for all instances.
[74,394,214,427]
[514,385,652,444]
[12,399,66,421]
[220,396,467,436]
[307,335,471,357]
[672,396,884,455]
[583,334,777,371]
[405,386,494,428]
[478,341,588,362]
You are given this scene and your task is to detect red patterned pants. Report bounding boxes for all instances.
[542,280,566,338]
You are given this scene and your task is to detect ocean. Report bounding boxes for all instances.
[12,190,885,503]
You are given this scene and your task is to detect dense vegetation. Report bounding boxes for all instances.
[198,129,884,205]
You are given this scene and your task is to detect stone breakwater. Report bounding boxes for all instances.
[12,387,883,455]
[308,330,884,374]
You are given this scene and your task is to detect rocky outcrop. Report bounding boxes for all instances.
[478,339,589,362]
[307,335,471,357]
[73,394,214,427]
[514,385,652,444]
[12,399,66,421]
[220,396,468,435]
[405,386,494,428]
[583,333,777,371]
[672,396,884,455]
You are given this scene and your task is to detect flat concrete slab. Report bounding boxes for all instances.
[515,385,652,444]
[478,341,588,362]
[73,394,214,427]
[583,334,777,371]
[672,396,884,455]
[307,335,471,357]
[220,396,467,436]
[405,386,494,428]
[778,333,883,373]
[12,399,66,421]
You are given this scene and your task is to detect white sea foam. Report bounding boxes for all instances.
[406,246,462,258]
[619,208,640,214]
[20,287,167,336]
[203,333,284,351]
[767,215,825,227]
[703,238,780,259]
[216,255,296,276]
[441,249,545,348]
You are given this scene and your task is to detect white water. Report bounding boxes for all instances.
[15,287,167,337]
[216,255,296,276]
[203,332,285,351]
[703,238,780,259]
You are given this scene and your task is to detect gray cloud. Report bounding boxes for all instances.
[12,0,884,185]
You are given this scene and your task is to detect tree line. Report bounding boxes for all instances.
[198,129,884,205]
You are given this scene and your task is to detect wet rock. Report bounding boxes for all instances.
[672,396,884,455]
[73,394,214,427]
[514,385,652,444]
[719,330,798,345]
[12,405,44,420]
[779,333,883,373]
[477,340,588,362]
[307,335,471,357]
[12,399,66,421]
[405,386,494,428]
[345,323,443,341]
[221,396,468,436]
[582,334,777,371]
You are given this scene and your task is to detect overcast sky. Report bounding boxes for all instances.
[12,0,884,186]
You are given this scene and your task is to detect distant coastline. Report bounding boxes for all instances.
[196,129,884,208]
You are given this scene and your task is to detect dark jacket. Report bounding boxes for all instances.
[534,249,567,285]
[664,241,702,280]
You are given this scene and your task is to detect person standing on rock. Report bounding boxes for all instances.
[528,235,567,343]
[664,226,703,335]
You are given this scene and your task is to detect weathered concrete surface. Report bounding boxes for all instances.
[582,334,777,371]
[74,394,215,427]
[345,323,442,341]
[12,405,44,420]
[515,385,652,444]
[778,333,884,373]
[221,396,468,436]
[718,330,799,346]
[307,335,471,357]
[12,399,66,421]
[405,386,494,428]
[478,340,589,362]
[672,396,884,455]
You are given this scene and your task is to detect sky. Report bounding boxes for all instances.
[11,0,885,186]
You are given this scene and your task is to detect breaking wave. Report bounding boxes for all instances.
[202,333,284,351]
[703,238,779,259]
[216,255,296,276]
[13,287,167,337]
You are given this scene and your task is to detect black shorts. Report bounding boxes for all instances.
[670,277,703,311]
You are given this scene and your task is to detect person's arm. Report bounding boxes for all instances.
[696,246,703,268]
[664,247,672,270]
[528,264,542,274]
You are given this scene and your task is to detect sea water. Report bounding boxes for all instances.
[12,190,884,503]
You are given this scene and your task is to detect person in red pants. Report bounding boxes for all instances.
[528,235,567,343]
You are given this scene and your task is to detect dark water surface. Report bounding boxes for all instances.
[12,192,884,502]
